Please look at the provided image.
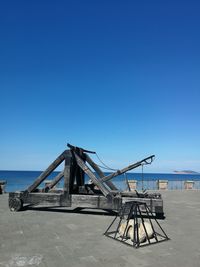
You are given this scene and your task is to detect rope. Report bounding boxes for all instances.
[95,152,118,171]
[95,152,131,191]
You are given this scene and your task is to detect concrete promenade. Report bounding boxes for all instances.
[0,191,200,267]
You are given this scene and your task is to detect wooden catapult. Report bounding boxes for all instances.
[9,144,164,216]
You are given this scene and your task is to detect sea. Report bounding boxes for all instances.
[1,170,200,192]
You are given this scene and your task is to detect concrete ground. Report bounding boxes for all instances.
[0,191,200,267]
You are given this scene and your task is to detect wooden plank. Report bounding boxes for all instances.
[62,154,72,206]
[121,197,163,213]
[60,192,72,206]
[27,150,68,192]
[77,148,85,186]
[71,194,121,210]
[8,192,163,213]
[73,152,110,196]
[85,154,118,190]
[69,155,77,193]
[63,156,71,193]
[72,147,85,188]
[23,192,62,206]
[76,167,83,187]
[99,155,155,183]
[9,191,71,207]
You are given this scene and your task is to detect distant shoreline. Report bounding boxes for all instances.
[174,170,199,174]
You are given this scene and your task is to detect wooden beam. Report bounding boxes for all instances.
[63,154,72,193]
[85,154,118,190]
[27,150,68,192]
[69,155,77,193]
[99,155,155,183]
[45,171,64,191]
[75,147,85,187]
[71,194,121,210]
[73,152,110,197]
[67,143,96,154]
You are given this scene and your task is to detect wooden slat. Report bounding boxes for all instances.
[85,154,118,190]
[27,151,67,192]
[73,152,110,196]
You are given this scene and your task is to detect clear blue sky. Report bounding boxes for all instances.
[0,0,200,172]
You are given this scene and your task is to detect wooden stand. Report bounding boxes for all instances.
[104,201,169,248]
[8,144,164,217]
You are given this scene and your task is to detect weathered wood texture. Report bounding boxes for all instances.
[27,151,68,192]
[69,153,77,193]
[122,197,163,214]
[85,154,118,190]
[76,148,85,187]
[62,156,72,206]
[45,171,64,191]
[8,145,163,214]
[71,194,121,210]
[73,152,110,196]
[24,192,62,206]
[9,192,71,207]
[9,191,163,213]
[63,156,71,193]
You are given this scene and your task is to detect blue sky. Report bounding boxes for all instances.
[0,0,200,172]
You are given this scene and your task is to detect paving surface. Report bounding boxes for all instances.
[0,191,200,267]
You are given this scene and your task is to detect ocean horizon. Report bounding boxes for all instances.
[1,170,200,192]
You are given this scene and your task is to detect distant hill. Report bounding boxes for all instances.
[174,170,199,174]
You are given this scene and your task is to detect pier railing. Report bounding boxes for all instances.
[2,177,200,193]
[128,180,200,191]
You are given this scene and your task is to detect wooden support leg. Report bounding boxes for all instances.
[45,171,64,192]
[27,150,67,192]
[61,153,72,206]
[69,155,77,193]
[73,152,110,197]
[63,156,71,193]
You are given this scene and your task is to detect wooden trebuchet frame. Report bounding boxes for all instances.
[8,144,164,218]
